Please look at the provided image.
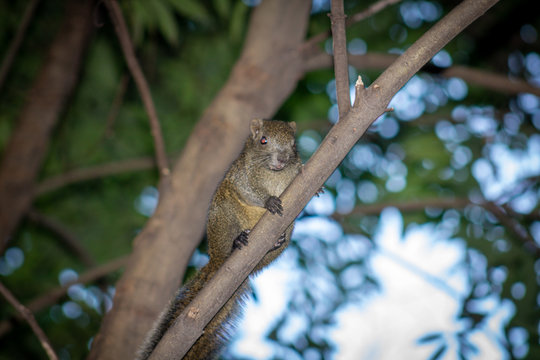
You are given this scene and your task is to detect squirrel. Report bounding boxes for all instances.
[137,119,302,360]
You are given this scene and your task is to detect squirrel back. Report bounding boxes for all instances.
[137,119,301,359]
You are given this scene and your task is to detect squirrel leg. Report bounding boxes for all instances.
[265,196,283,215]
[232,229,250,250]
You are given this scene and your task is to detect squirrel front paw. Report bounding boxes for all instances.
[232,230,250,251]
[265,196,283,216]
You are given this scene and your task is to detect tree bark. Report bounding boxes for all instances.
[87,0,312,359]
[0,0,94,253]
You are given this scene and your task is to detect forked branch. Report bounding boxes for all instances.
[147,0,500,358]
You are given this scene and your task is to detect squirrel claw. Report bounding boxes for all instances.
[315,186,325,197]
[270,232,287,251]
[232,229,250,251]
[265,196,283,216]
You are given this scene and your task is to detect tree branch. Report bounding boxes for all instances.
[481,202,540,256]
[27,209,96,267]
[329,0,351,119]
[0,0,41,92]
[0,256,128,337]
[335,196,471,218]
[336,196,540,256]
[0,0,94,253]
[35,156,157,195]
[304,52,540,97]
[303,0,403,52]
[103,0,169,178]
[88,0,313,358]
[104,73,130,138]
[0,282,58,360]
[148,0,500,358]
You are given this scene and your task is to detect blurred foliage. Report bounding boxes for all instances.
[0,0,539,359]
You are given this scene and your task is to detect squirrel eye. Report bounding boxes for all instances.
[260,136,268,145]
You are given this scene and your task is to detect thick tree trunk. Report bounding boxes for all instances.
[0,0,94,253]
[87,1,312,359]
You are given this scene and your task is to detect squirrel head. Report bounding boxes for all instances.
[247,119,298,171]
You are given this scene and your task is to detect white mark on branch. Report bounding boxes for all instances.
[353,76,366,107]
[187,307,200,319]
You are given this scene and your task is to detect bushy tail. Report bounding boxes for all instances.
[136,262,248,360]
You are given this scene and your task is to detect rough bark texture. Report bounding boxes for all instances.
[87,1,312,359]
[0,0,94,253]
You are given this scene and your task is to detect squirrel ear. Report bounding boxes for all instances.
[250,118,264,139]
[288,121,297,133]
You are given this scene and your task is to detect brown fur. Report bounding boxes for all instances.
[137,119,301,359]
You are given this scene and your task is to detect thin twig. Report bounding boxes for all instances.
[0,0,41,92]
[347,0,403,26]
[335,196,472,219]
[336,195,540,256]
[330,0,351,119]
[303,0,403,53]
[304,51,540,98]
[104,0,170,177]
[481,202,540,256]
[0,256,129,337]
[0,282,59,360]
[80,73,129,159]
[105,73,130,138]
[35,156,157,195]
[27,209,96,267]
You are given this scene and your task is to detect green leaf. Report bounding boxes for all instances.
[168,0,211,24]
[149,0,180,46]
[213,0,230,19]
[131,0,156,45]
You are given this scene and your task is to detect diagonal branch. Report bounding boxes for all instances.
[87,1,313,358]
[481,202,540,256]
[103,0,169,178]
[148,0,500,358]
[0,256,128,338]
[329,0,351,119]
[0,0,41,92]
[0,282,58,360]
[27,209,96,267]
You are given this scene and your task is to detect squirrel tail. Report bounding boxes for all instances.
[136,261,249,360]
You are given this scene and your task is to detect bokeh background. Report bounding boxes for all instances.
[0,0,539,359]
